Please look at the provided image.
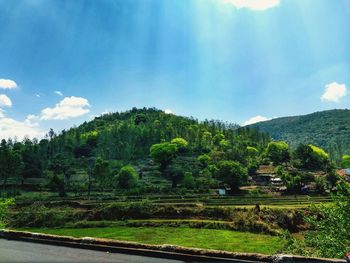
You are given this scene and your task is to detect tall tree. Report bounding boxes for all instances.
[265,141,290,165]
[215,160,247,192]
[150,142,177,171]
[93,157,111,191]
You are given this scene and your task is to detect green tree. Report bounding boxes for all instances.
[326,171,339,189]
[134,113,147,125]
[182,172,195,189]
[215,160,247,192]
[150,142,177,171]
[48,174,66,197]
[116,165,138,189]
[247,146,259,158]
[48,154,74,197]
[0,141,23,192]
[265,141,290,164]
[93,157,111,191]
[197,154,211,167]
[315,176,327,194]
[281,172,302,193]
[213,133,225,146]
[165,163,184,188]
[293,144,329,170]
[341,155,350,168]
[171,138,188,153]
[219,139,230,150]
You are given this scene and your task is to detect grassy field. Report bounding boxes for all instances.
[21,226,284,255]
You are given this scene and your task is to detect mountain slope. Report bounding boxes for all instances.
[249,109,350,160]
[49,107,269,162]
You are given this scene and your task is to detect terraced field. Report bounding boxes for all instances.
[15,193,332,208]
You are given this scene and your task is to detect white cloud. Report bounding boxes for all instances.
[0,79,17,89]
[0,111,42,140]
[25,114,40,127]
[223,0,280,10]
[0,117,43,140]
[243,115,270,126]
[0,94,12,107]
[54,90,63,96]
[321,82,347,103]
[41,96,91,120]
[164,109,175,114]
[36,94,41,98]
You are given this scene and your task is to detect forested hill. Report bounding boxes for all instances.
[248,109,350,160]
[6,108,270,180]
[62,107,269,160]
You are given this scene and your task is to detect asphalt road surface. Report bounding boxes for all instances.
[0,239,186,263]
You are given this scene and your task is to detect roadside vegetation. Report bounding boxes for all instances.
[284,181,350,258]
[0,198,13,228]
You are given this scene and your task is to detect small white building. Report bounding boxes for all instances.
[218,189,226,196]
[271,177,282,185]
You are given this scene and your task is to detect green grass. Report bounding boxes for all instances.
[20,226,284,255]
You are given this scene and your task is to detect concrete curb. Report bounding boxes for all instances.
[0,229,346,263]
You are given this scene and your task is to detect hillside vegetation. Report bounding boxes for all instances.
[0,107,271,196]
[249,109,350,161]
[0,107,343,200]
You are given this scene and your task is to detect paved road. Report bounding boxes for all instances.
[0,239,186,263]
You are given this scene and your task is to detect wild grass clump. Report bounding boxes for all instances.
[9,202,84,227]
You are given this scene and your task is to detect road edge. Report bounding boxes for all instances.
[0,229,345,263]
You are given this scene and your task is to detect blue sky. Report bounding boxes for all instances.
[0,0,350,139]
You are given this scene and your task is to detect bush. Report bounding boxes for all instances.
[116,165,138,189]
[9,203,83,227]
[197,154,211,167]
[302,182,350,258]
[0,198,14,228]
[315,176,327,194]
[92,200,154,220]
[182,172,195,189]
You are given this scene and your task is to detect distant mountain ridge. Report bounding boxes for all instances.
[248,109,350,160]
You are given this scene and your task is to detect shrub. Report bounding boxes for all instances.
[182,172,195,189]
[0,198,14,228]
[314,176,327,194]
[116,165,138,189]
[302,182,350,258]
[9,203,82,227]
[92,200,154,220]
[197,154,211,167]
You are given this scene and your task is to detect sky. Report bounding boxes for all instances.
[1,0,350,139]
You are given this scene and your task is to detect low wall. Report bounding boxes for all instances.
[0,229,346,263]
